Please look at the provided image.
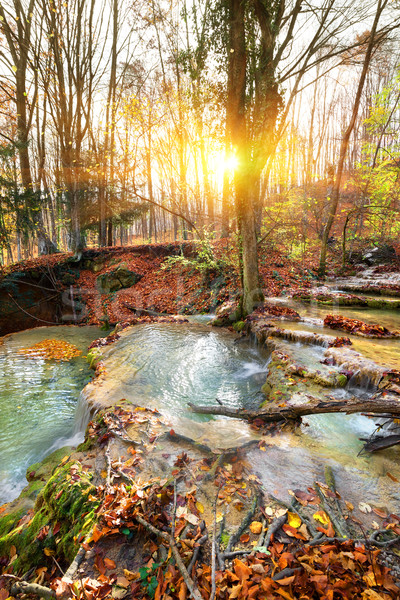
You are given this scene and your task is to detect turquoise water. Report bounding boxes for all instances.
[97,323,269,417]
[1,316,400,514]
[0,326,101,504]
[89,322,400,512]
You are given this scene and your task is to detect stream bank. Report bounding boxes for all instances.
[1,261,400,598]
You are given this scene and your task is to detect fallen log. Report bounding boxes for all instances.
[188,392,400,422]
[360,434,400,453]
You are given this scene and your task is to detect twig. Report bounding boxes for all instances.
[250,517,266,556]
[217,516,226,570]
[210,490,218,600]
[225,495,259,554]
[264,514,287,549]
[188,534,208,574]
[52,555,65,576]
[268,494,317,537]
[204,453,225,482]
[324,466,350,538]
[135,514,203,600]
[171,479,177,540]
[308,534,400,548]
[223,549,253,559]
[105,443,113,493]
[314,483,348,539]
[273,567,302,581]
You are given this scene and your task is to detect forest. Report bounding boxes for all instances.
[1,1,400,599]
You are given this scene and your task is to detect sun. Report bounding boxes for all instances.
[210,150,239,177]
[224,154,239,172]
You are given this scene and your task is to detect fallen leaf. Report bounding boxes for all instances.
[372,507,388,519]
[116,576,130,588]
[249,521,263,535]
[359,502,372,514]
[123,569,139,581]
[287,512,301,529]
[104,558,116,570]
[229,583,242,599]
[313,511,330,526]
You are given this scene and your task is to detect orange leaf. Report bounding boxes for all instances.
[276,575,295,586]
[277,588,294,600]
[178,582,187,600]
[372,507,388,519]
[229,584,242,599]
[233,559,252,582]
[91,525,103,542]
[104,557,116,570]
[282,524,305,540]
[240,534,250,543]
[249,521,263,534]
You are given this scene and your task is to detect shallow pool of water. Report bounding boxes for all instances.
[271,296,400,370]
[97,323,270,417]
[0,326,101,504]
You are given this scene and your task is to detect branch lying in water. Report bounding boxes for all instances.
[188,392,400,422]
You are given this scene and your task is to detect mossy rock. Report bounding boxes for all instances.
[210,317,224,327]
[87,347,102,369]
[0,458,99,573]
[61,272,78,285]
[83,256,107,273]
[0,446,74,544]
[26,446,73,484]
[96,266,142,294]
[233,321,246,332]
[366,298,400,309]
[211,300,242,326]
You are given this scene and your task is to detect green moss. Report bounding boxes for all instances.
[233,320,246,332]
[220,531,230,548]
[76,434,95,452]
[87,347,102,369]
[27,446,73,482]
[0,508,27,539]
[0,459,99,573]
[336,374,348,387]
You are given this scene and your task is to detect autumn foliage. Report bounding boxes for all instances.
[18,339,82,361]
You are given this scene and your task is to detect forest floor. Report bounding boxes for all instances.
[1,238,360,327]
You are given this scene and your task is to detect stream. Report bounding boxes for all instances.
[0,326,101,503]
[1,289,400,515]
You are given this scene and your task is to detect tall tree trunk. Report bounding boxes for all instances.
[318,0,388,276]
[229,0,263,316]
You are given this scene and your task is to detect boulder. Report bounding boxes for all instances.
[210,299,241,326]
[96,264,143,294]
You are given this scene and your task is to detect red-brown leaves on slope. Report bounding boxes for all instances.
[324,314,399,338]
